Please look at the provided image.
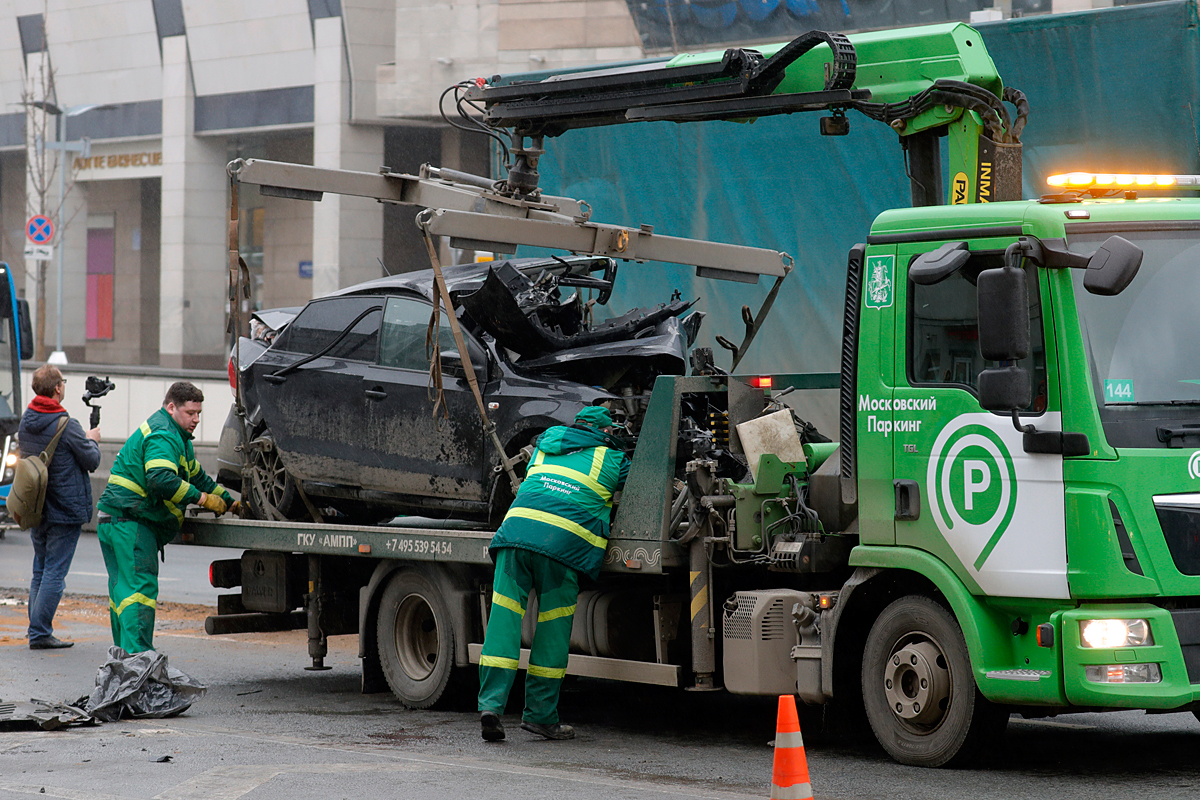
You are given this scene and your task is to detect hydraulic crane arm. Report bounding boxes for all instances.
[463,23,1026,206]
[227,158,792,281]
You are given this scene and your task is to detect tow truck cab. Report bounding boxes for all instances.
[854,194,1200,711]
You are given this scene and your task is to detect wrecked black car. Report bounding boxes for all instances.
[224,255,701,523]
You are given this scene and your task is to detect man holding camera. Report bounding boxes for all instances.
[20,364,101,650]
[97,381,236,653]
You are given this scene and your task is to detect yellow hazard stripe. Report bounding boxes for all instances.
[139,421,151,436]
[537,604,576,623]
[163,500,183,523]
[691,585,708,622]
[169,481,190,504]
[113,592,156,616]
[145,459,177,473]
[525,464,611,501]
[527,663,567,680]
[504,507,605,550]
[479,655,519,670]
[491,591,525,617]
[108,474,147,497]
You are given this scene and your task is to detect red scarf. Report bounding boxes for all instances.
[29,395,65,414]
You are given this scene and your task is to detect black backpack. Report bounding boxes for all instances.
[8,417,69,530]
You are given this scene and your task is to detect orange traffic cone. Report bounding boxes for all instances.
[769,695,812,800]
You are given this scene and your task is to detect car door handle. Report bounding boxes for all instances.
[365,388,387,401]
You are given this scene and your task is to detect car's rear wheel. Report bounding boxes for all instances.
[245,432,302,520]
[376,569,464,708]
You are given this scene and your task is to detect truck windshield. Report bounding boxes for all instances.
[1070,227,1200,447]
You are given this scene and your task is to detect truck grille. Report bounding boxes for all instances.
[1169,608,1200,684]
[1152,495,1200,576]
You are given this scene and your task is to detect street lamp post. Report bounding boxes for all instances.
[33,101,112,363]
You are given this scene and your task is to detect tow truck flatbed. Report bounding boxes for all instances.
[180,516,494,564]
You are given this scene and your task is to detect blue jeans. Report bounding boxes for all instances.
[28,523,82,642]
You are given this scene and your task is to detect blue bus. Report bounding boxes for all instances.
[0,261,35,524]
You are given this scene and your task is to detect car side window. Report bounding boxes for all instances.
[908,259,1048,411]
[274,297,382,361]
[379,296,444,371]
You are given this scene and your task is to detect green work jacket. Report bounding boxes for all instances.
[490,424,629,580]
[97,407,229,547]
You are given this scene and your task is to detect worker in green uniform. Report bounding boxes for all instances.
[96,381,236,653]
[478,405,629,741]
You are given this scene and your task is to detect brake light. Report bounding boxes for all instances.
[749,376,773,389]
[228,357,237,394]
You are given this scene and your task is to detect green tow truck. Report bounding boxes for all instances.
[184,22,1200,767]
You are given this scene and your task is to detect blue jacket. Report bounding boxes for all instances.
[19,406,102,526]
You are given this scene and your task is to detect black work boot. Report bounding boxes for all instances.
[520,720,575,740]
[480,711,505,741]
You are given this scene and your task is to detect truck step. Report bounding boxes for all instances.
[985,669,1052,682]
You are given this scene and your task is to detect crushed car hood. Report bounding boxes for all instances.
[457,260,695,357]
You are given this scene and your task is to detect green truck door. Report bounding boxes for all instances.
[890,244,1070,600]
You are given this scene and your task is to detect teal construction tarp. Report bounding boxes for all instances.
[525,0,1200,374]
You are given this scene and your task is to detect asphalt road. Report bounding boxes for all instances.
[3,534,1200,799]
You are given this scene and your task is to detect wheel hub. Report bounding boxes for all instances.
[882,639,950,726]
[394,594,439,680]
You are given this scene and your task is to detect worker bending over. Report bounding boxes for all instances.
[478,405,629,741]
[97,381,236,653]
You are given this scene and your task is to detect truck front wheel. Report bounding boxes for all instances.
[862,595,1008,767]
[376,570,459,709]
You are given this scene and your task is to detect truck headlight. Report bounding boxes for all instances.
[1084,663,1162,684]
[1080,618,1152,648]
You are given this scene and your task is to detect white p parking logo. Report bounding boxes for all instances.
[963,460,991,511]
[927,421,1018,572]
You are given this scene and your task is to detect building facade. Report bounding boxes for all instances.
[0,0,1114,368]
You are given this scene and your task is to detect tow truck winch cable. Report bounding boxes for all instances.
[419,218,522,495]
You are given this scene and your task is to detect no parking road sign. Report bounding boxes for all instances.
[26,215,54,244]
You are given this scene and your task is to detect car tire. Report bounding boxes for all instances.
[862,595,1008,768]
[244,431,302,520]
[376,569,463,709]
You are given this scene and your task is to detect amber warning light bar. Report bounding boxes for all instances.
[1047,172,1200,189]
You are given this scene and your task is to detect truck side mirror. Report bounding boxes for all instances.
[1083,235,1142,296]
[978,364,1031,412]
[909,241,970,285]
[976,256,1032,413]
[977,264,1030,361]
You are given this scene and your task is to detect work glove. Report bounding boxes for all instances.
[227,500,242,517]
[199,492,228,515]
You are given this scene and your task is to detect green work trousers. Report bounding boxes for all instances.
[477,547,580,725]
[97,517,161,653]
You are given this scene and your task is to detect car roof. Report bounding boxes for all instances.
[326,255,611,303]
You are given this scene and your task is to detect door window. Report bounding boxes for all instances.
[379,296,451,371]
[273,296,381,361]
[908,258,1048,412]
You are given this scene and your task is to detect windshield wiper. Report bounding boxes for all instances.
[1157,423,1200,443]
